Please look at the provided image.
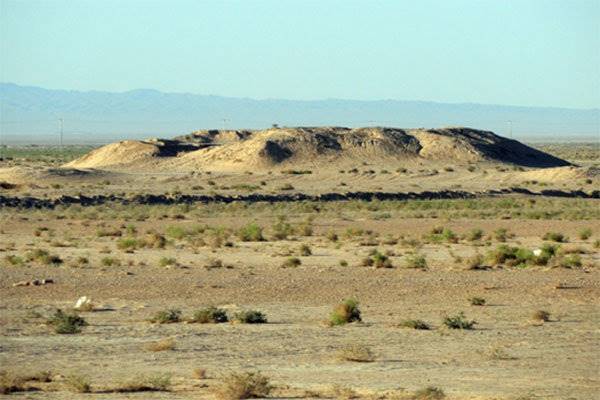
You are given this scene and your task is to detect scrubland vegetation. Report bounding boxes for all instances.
[0,187,598,398]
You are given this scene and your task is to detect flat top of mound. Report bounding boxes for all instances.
[65,126,571,171]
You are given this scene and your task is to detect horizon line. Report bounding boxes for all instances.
[2,81,598,112]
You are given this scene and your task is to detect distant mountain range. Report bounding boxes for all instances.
[1,82,598,144]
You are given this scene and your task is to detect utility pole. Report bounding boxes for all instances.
[59,118,64,148]
[507,120,513,139]
[221,118,228,130]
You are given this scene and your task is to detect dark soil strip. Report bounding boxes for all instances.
[0,188,598,209]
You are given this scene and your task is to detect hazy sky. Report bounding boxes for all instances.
[1,0,599,108]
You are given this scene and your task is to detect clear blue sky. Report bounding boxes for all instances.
[1,0,598,108]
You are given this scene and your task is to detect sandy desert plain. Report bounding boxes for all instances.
[0,127,599,399]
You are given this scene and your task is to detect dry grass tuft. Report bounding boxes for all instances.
[337,344,375,362]
[214,372,271,400]
[144,338,176,352]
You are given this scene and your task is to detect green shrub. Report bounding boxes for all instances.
[159,257,177,267]
[399,319,430,330]
[234,310,267,324]
[466,228,484,241]
[65,374,91,393]
[543,232,567,243]
[165,226,187,240]
[101,256,120,267]
[47,309,87,334]
[272,216,293,240]
[578,228,592,240]
[150,309,181,324]
[557,254,582,268]
[443,312,476,329]
[117,237,141,251]
[191,307,228,323]
[469,297,486,306]
[3,255,24,266]
[114,374,172,392]
[282,257,301,268]
[426,227,458,243]
[493,228,510,242]
[487,245,537,267]
[405,253,427,269]
[372,250,393,268]
[237,223,264,241]
[330,299,361,326]
[26,249,62,265]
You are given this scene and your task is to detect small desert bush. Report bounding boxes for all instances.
[215,372,271,400]
[413,386,446,399]
[556,254,582,268]
[326,231,339,242]
[0,372,28,394]
[3,255,24,266]
[405,253,427,269]
[116,237,142,251]
[149,309,181,324]
[493,228,511,242]
[329,299,361,326]
[469,297,486,306]
[165,226,187,240]
[337,344,375,362]
[465,254,485,270]
[204,258,224,269]
[271,216,293,240]
[65,374,91,393]
[426,227,458,243]
[145,338,176,352]
[298,221,313,236]
[299,244,312,256]
[191,307,229,323]
[466,228,484,241]
[443,312,476,330]
[487,344,515,360]
[47,309,87,334]
[159,257,177,267]
[578,228,592,240]
[144,232,167,248]
[26,249,62,265]
[96,228,122,237]
[101,256,120,267]
[362,250,393,268]
[542,232,567,243]
[532,310,551,322]
[237,223,264,242]
[234,310,267,324]
[114,374,171,392]
[399,319,431,330]
[281,257,301,268]
[487,245,535,267]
